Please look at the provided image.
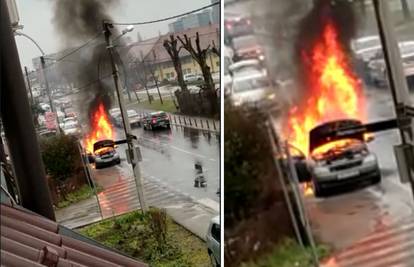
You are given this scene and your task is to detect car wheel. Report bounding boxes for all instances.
[313,180,325,198]
[209,251,219,267]
[95,163,101,169]
[116,159,121,165]
[372,173,381,184]
[166,124,171,129]
[150,124,153,131]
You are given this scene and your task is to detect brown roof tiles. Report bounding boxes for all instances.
[0,203,147,267]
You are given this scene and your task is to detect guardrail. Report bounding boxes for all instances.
[167,114,220,133]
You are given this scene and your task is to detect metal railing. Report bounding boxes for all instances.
[167,114,220,133]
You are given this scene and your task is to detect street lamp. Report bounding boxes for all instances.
[14,31,60,134]
[103,22,147,212]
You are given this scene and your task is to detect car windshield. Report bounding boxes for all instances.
[233,35,258,50]
[233,76,270,93]
[311,138,364,161]
[152,112,167,118]
[64,122,77,129]
[354,37,380,51]
[127,110,138,117]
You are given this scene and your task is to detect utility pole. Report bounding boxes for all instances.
[103,21,148,212]
[24,66,34,104]
[40,56,60,134]
[1,0,55,220]
[139,51,153,104]
[373,0,414,198]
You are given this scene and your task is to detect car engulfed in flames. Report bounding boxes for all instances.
[282,17,381,197]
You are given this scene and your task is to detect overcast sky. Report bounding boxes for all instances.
[15,0,212,69]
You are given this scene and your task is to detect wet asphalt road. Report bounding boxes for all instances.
[113,125,220,202]
[58,92,220,204]
[226,0,414,252]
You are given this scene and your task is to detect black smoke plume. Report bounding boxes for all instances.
[51,0,119,128]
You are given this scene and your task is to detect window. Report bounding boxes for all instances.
[211,223,220,243]
[166,73,170,79]
[216,61,220,67]
[187,68,191,74]
[170,72,175,77]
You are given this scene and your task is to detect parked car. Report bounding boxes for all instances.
[184,73,203,83]
[224,15,254,45]
[93,139,120,169]
[206,216,220,267]
[308,119,381,197]
[114,109,142,128]
[232,35,264,62]
[142,111,171,130]
[229,59,267,76]
[351,35,381,63]
[62,121,81,137]
[230,71,277,110]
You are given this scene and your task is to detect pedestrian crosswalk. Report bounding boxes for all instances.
[321,219,414,267]
[96,176,194,218]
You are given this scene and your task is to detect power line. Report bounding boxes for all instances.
[42,32,103,71]
[112,2,219,26]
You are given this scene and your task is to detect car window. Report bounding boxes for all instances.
[211,223,220,243]
[233,76,270,93]
[233,35,258,50]
[127,110,138,117]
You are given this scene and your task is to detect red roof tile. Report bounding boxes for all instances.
[0,203,147,267]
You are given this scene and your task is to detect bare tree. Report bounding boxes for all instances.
[163,35,188,92]
[211,40,220,57]
[133,59,152,104]
[177,32,215,92]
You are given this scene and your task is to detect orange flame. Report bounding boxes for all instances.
[286,21,366,155]
[83,102,114,153]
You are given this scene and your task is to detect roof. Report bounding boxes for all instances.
[123,24,219,65]
[0,203,147,267]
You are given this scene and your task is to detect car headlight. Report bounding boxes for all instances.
[364,154,377,164]
[267,93,276,100]
[313,166,330,175]
[258,55,265,61]
[233,99,243,106]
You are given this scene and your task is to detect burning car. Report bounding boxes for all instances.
[308,119,381,197]
[93,139,120,169]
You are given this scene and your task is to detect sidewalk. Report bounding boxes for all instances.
[55,175,219,241]
[321,217,414,267]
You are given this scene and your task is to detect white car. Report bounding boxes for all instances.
[206,216,220,267]
[62,121,81,136]
[231,71,277,109]
[351,35,381,62]
[184,73,203,83]
[229,59,267,76]
[367,41,414,85]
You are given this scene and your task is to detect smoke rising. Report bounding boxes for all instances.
[51,0,119,129]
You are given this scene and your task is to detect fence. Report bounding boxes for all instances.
[167,113,220,133]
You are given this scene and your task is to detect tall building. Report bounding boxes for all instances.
[168,9,212,33]
[211,0,219,24]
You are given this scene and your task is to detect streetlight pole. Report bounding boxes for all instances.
[24,66,34,104]
[103,21,148,212]
[40,56,60,134]
[373,0,414,198]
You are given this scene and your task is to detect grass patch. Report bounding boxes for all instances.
[78,209,210,267]
[241,239,330,267]
[56,184,102,209]
[127,98,178,113]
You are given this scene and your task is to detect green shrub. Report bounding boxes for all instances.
[224,104,277,225]
[40,134,81,183]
